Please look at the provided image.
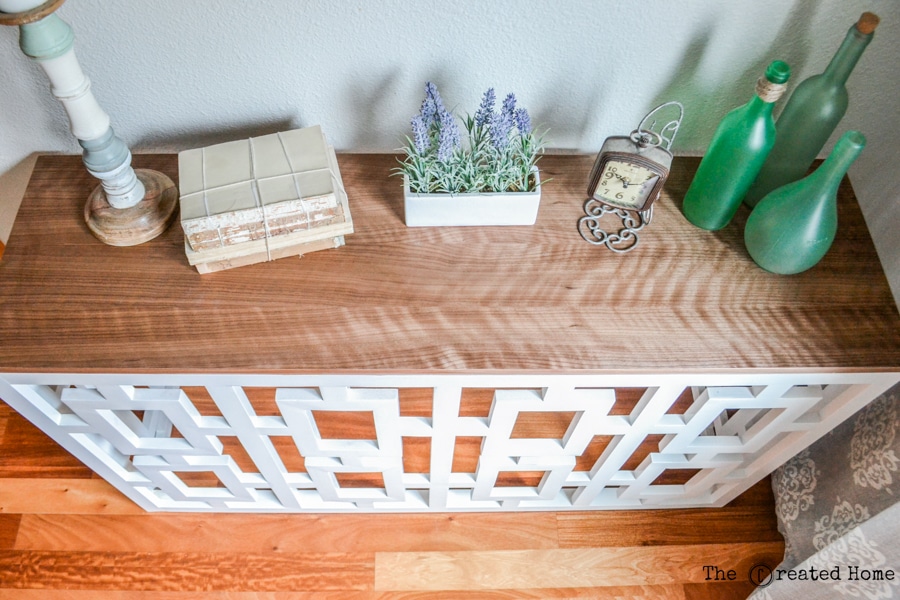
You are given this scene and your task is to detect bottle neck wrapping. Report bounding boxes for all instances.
[755,78,787,103]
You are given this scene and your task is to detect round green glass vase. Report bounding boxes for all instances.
[743,130,866,275]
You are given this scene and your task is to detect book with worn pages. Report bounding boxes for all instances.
[177,126,353,273]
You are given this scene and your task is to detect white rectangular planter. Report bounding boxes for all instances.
[403,171,541,227]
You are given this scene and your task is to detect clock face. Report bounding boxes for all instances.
[592,159,662,210]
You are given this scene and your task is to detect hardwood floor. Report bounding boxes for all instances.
[0,400,783,599]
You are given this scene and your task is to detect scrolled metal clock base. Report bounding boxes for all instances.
[578,198,652,253]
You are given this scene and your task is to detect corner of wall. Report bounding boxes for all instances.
[0,153,39,246]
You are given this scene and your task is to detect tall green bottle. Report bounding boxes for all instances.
[745,13,878,208]
[744,130,865,275]
[682,60,791,230]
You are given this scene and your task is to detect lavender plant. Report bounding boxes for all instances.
[396,82,545,194]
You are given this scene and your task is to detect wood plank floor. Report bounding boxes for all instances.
[0,400,783,599]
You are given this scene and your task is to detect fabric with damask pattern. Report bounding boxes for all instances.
[753,383,900,599]
[770,384,899,569]
[748,501,900,600]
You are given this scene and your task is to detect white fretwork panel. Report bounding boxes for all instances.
[0,374,896,512]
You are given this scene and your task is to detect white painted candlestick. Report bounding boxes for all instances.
[0,0,177,246]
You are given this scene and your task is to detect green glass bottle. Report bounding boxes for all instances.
[682,60,791,231]
[744,130,865,275]
[745,13,878,208]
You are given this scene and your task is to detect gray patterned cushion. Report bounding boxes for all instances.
[772,382,899,568]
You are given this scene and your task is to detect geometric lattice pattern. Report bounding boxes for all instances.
[0,375,897,512]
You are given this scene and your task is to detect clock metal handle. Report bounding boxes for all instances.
[635,101,684,152]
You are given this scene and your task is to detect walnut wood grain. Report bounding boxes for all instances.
[0,549,375,592]
[0,403,92,479]
[0,515,19,550]
[1,153,897,374]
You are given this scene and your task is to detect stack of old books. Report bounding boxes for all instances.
[177,126,353,273]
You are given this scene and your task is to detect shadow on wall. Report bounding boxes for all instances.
[345,69,403,151]
[132,118,299,155]
[534,73,605,153]
[653,0,818,153]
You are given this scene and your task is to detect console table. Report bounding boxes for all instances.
[1,153,898,513]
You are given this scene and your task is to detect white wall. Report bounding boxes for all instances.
[1,0,898,303]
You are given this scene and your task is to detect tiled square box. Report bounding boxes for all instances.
[177,126,353,272]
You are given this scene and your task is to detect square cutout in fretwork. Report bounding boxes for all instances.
[399,388,432,417]
[174,470,225,488]
[220,436,257,473]
[452,436,483,473]
[335,471,386,489]
[622,434,664,470]
[135,453,257,504]
[496,470,546,487]
[610,388,647,416]
[708,407,783,439]
[459,389,495,417]
[651,468,702,486]
[181,387,223,418]
[245,388,281,416]
[271,436,306,472]
[61,387,223,458]
[402,437,431,474]
[574,435,614,471]
[313,410,377,440]
[666,388,695,414]
[276,387,400,460]
[511,411,576,439]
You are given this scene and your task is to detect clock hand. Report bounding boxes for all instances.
[614,173,632,187]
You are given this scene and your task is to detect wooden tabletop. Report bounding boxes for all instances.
[1,153,898,375]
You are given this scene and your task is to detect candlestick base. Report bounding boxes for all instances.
[84,169,178,246]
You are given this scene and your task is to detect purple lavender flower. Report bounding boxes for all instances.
[428,82,445,111]
[437,109,460,162]
[410,114,429,154]
[474,88,496,128]
[489,109,513,150]
[420,81,445,128]
[502,93,517,119]
[514,108,532,135]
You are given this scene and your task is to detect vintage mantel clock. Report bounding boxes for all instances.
[579,102,684,252]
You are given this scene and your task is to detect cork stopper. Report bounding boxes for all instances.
[856,12,879,35]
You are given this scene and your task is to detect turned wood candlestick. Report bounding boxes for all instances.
[0,0,177,246]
